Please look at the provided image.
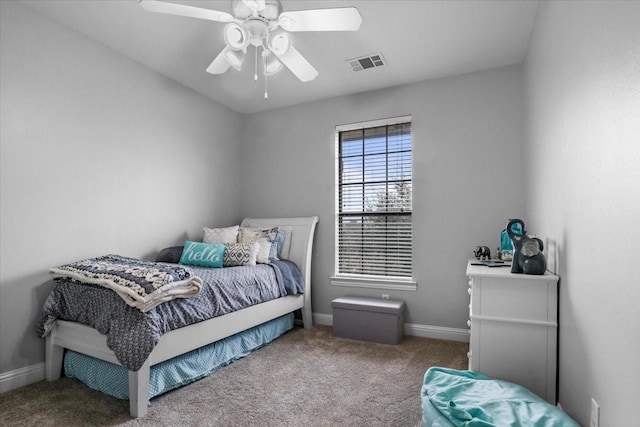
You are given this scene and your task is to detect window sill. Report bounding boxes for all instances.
[330,275,417,291]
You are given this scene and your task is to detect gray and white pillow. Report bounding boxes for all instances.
[203,225,239,244]
[237,227,279,263]
[224,242,259,267]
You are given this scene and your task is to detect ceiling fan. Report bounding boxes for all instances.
[139,0,362,98]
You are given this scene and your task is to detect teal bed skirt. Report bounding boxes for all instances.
[421,367,580,427]
[64,313,294,400]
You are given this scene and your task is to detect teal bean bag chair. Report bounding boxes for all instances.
[421,367,580,427]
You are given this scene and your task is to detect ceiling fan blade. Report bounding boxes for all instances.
[278,7,362,32]
[271,45,318,82]
[139,0,234,23]
[206,47,231,74]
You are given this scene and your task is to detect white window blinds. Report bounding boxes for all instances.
[336,119,413,279]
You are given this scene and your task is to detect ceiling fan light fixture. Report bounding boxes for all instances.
[263,52,283,75]
[268,32,291,56]
[224,23,249,50]
[224,49,245,70]
[244,19,269,47]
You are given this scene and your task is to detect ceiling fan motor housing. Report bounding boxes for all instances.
[232,0,281,21]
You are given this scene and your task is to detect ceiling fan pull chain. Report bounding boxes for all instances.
[262,45,269,100]
[254,46,258,82]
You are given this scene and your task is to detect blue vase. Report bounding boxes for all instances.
[500,221,522,252]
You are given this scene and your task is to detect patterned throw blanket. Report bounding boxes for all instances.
[49,255,203,312]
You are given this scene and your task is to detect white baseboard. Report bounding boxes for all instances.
[313,312,333,326]
[313,312,470,343]
[404,322,470,342]
[0,362,45,393]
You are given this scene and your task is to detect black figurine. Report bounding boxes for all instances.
[474,246,491,260]
[506,218,546,275]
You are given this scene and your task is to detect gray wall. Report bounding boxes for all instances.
[238,65,526,329]
[0,2,242,375]
[523,1,640,425]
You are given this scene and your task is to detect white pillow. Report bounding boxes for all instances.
[238,227,279,263]
[203,225,239,244]
[254,240,273,264]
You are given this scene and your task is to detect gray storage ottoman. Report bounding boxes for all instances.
[332,296,406,344]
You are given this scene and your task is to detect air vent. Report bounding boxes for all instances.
[347,53,386,72]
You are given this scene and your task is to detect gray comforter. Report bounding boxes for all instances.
[36,260,304,371]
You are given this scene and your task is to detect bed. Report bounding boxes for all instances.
[421,367,580,426]
[38,216,318,418]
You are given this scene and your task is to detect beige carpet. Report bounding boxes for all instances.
[0,325,468,426]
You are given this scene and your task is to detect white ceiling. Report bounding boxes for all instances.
[23,0,540,114]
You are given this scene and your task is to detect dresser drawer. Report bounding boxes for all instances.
[469,317,557,402]
[469,275,557,323]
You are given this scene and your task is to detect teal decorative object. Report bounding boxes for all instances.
[500,228,514,252]
[506,219,546,275]
[500,222,521,261]
[179,241,225,268]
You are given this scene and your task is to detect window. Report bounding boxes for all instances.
[333,117,414,289]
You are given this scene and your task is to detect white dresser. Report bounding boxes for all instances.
[466,260,559,404]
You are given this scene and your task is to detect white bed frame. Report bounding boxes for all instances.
[45,216,318,418]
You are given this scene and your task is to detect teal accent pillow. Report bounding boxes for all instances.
[179,241,225,268]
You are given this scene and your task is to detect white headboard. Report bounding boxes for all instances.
[240,216,319,312]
